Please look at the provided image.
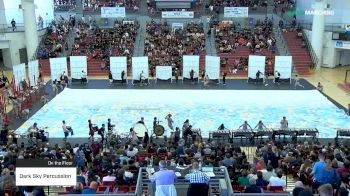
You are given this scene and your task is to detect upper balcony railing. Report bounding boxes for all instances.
[0,20,52,34]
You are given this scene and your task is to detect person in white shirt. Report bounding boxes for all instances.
[126,145,138,157]
[81,70,87,84]
[280,116,288,129]
[268,169,286,189]
[102,171,116,182]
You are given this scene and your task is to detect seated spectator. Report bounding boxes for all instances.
[268,169,286,189]
[261,165,276,181]
[256,170,269,187]
[82,181,98,194]
[116,169,130,186]
[317,183,333,196]
[292,181,304,196]
[245,177,262,193]
[222,153,233,167]
[70,182,83,194]
[0,168,16,190]
[237,169,250,186]
[126,144,139,157]
[102,170,116,182]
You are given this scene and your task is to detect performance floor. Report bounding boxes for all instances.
[16,88,350,138]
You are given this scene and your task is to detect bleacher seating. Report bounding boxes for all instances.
[282,31,312,76]
[144,21,206,74]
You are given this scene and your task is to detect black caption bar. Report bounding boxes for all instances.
[16,160,76,168]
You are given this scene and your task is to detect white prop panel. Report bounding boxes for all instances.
[183,55,199,80]
[110,57,127,81]
[205,56,220,80]
[156,66,172,82]
[248,55,266,79]
[70,56,87,80]
[132,56,149,82]
[50,57,67,82]
[13,63,26,86]
[28,60,39,86]
[274,56,293,80]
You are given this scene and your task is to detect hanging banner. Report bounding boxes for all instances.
[28,60,39,86]
[156,66,172,81]
[183,55,199,79]
[110,57,127,80]
[205,56,220,80]
[70,56,87,80]
[132,56,149,82]
[162,11,194,18]
[13,63,26,86]
[101,7,126,18]
[248,55,266,79]
[224,7,249,18]
[274,56,292,79]
[50,57,68,82]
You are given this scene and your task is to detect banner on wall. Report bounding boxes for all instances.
[12,63,26,86]
[172,23,184,31]
[335,41,350,49]
[70,56,87,80]
[183,55,199,81]
[132,56,149,84]
[110,57,127,81]
[248,55,266,79]
[156,66,172,82]
[161,11,194,18]
[205,56,220,80]
[274,56,292,80]
[50,57,68,82]
[224,7,249,18]
[28,60,39,86]
[101,7,126,18]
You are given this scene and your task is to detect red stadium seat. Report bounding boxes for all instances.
[4,189,12,196]
[117,185,130,193]
[268,186,284,192]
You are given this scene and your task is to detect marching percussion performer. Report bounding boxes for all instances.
[107,118,115,131]
[129,128,138,144]
[62,120,74,139]
[137,117,145,125]
[254,120,267,130]
[27,122,39,133]
[98,124,105,143]
[88,119,96,139]
[280,116,288,129]
[238,121,253,131]
[165,114,174,131]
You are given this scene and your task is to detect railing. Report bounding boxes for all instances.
[0,20,53,33]
[297,22,347,32]
[301,30,318,69]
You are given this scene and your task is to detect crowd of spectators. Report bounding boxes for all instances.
[54,0,76,11]
[215,18,276,55]
[2,127,350,195]
[83,0,141,12]
[144,21,205,71]
[71,19,139,63]
[37,16,76,59]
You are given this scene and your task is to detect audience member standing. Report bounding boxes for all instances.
[11,19,16,31]
[147,160,177,196]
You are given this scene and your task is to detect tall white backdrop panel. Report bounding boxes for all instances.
[12,63,26,86]
[274,56,293,79]
[28,60,39,86]
[110,57,127,80]
[70,56,87,79]
[132,57,149,80]
[183,55,199,79]
[156,66,172,80]
[205,56,220,80]
[50,57,68,82]
[248,55,266,78]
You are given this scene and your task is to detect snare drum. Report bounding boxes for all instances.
[133,123,147,137]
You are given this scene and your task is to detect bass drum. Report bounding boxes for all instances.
[154,125,165,136]
[133,123,147,137]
